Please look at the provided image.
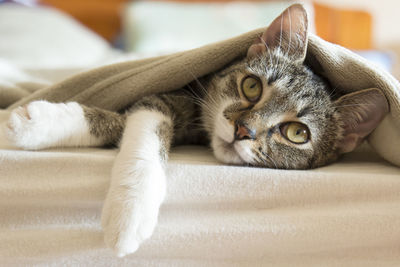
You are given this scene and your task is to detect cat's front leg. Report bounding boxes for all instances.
[6,100,125,149]
[101,109,172,257]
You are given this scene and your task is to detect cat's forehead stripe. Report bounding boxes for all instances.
[296,106,312,118]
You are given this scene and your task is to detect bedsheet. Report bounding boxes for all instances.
[1,110,400,266]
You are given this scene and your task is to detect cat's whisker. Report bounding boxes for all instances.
[252,148,265,165]
[187,95,211,114]
[186,83,215,113]
[257,155,271,168]
[184,67,210,97]
[188,94,206,108]
[186,83,202,98]
[254,148,277,169]
[328,85,339,98]
[191,77,221,109]
[253,150,264,163]
[200,96,220,116]
[186,79,203,99]
[186,71,206,93]
[263,151,278,169]
[183,93,217,129]
[245,149,257,165]
[284,156,289,169]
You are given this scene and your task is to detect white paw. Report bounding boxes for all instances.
[6,100,87,150]
[6,101,54,149]
[101,161,166,257]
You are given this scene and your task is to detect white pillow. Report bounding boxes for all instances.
[123,1,315,53]
[0,3,114,69]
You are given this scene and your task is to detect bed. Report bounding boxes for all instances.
[1,2,400,266]
[1,109,400,266]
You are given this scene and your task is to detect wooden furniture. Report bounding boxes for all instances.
[41,0,128,41]
[40,0,373,49]
[314,3,372,50]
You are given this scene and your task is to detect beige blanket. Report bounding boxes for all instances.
[2,30,400,167]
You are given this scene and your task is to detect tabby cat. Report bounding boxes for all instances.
[5,4,388,256]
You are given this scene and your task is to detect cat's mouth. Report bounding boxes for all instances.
[211,136,241,165]
[233,140,256,164]
[213,136,256,165]
[212,107,256,165]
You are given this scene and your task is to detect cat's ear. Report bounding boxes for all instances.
[247,4,309,62]
[335,88,389,153]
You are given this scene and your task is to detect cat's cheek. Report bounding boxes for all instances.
[211,135,243,165]
[212,101,236,143]
[214,113,234,143]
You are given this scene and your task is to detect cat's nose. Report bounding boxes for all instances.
[234,122,256,141]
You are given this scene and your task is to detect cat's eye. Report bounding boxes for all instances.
[280,122,310,144]
[241,76,262,102]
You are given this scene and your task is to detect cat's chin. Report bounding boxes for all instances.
[233,141,256,164]
[211,135,258,165]
[211,136,244,165]
[211,124,256,165]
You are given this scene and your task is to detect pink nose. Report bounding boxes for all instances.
[234,123,256,140]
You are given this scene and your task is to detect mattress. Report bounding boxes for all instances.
[1,109,400,266]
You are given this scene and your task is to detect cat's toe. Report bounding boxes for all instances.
[14,105,30,120]
[101,188,160,257]
[6,106,32,148]
[102,199,143,257]
[6,106,28,132]
[101,161,166,257]
[104,226,140,258]
[6,101,53,150]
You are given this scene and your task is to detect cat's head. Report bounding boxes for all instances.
[203,4,388,169]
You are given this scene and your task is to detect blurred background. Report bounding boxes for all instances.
[1,0,399,80]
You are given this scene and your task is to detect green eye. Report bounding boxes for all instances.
[280,122,310,144]
[241,76,262,102]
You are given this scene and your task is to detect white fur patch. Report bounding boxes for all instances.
[212,135,244,165]
[234,141,256,164]
[6,100,103,150]
[101,109,170,257]
[213,100,235,143]
[211,99,245,164]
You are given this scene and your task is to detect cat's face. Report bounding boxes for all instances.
[203,50,340,169]
[201,4,388,169]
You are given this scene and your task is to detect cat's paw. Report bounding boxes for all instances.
[6,101,52,150]
[6,100,85,150]
[101,162,166,257]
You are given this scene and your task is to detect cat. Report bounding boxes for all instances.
[4,4,388,257]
